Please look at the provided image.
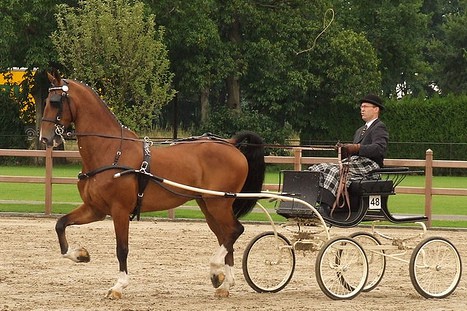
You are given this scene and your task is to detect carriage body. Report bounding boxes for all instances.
[276,168,428,226]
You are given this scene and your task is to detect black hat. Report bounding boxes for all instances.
[360,94,384,110]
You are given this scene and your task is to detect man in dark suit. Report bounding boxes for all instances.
[309,94,389,216]
[341,94,388,167]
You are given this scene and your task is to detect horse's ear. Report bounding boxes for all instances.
[47,72,55,84]
[47,69,61,85]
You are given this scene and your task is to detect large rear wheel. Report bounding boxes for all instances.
[242,231,295,293]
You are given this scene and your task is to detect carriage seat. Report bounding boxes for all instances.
[350,167,428,223]
[275,170,320,219]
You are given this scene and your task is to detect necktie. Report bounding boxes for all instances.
[360,125,367,137]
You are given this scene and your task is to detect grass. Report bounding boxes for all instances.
[1,164,467,227]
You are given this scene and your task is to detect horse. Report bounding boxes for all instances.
[39,71,265,299]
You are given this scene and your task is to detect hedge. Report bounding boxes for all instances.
[301,94,467,161]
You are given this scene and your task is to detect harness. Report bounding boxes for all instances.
[41,81,72,144]
[74,138,152,221]
[44,81,150,220]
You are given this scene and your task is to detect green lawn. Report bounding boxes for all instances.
[1,164,467,227]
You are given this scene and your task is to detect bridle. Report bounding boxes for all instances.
[42,80,74,142]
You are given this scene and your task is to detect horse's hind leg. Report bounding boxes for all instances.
[56,203,105,262]
[199,198,244,297]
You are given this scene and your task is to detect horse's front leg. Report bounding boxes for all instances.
[56,203,105,262]
[106,213,130,299]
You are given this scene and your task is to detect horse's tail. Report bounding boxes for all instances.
[232,131,266,219]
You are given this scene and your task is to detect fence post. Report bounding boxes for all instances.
[293,147,302,171]
[45,147,53,215]
[424,149,433,228]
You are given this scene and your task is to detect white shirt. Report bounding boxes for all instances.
[365,118,378,129]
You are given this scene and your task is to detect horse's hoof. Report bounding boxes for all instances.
[106,289,122,300]
[215,288,230,298]
[76,248,90,262]
[63,247,91,263]
[210,273,225,288]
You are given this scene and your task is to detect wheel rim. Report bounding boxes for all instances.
[243,232,295,292]
[411,238,462,298]
[316,237,368,299]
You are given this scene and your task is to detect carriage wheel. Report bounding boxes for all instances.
[242,231,295,293]
[315,236,368,300]
[350,232,386,292]
[409,236,462,298]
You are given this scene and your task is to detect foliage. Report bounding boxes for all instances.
[0,0,77,148]
[0,0,79,69]
[150,1,382,140]
[384,94,467,160]
[333,0,431,98]
[426,0,467,95]
[51,0,175,131]
[0,70,37,125]
[0,92,27,163]
[198,105,294,155]
[0,0,466,153]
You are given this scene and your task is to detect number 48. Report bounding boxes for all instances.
[369,195,381,209]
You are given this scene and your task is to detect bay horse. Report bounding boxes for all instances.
[39,71,265,299]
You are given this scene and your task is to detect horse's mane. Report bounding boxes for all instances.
[69,79,137,137]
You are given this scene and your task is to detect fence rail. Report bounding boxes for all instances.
[1,147,467,227]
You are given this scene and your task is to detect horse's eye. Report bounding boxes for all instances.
[49,94,62,108]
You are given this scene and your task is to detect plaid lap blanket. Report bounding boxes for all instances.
[308,156,380,196]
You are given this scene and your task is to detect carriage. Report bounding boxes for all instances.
[242,153,462,300]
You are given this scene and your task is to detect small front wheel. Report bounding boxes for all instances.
[315,236,368,300]
[409,236,462,298]
[242,231,295,293]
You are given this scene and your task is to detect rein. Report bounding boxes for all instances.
[331,163,351,220]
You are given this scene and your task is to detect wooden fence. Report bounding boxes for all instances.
[1,147,467,227]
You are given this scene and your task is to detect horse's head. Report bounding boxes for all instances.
[40,70,74,147]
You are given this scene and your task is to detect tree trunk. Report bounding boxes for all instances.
[226,17,241,111]
[226,76,240,111]
[200,87,210,123]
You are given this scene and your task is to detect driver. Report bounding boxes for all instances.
[308,94,389,215]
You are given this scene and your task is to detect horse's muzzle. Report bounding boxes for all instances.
[40,133,62,147]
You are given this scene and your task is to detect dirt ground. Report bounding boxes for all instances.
[0,215,465,311]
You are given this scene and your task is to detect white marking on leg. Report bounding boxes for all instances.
[62,247,89,263]
[210,245,228,276]
[224,264,235,288]
[107,271,129,299]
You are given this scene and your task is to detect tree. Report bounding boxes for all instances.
[0,92,27,152]
[148,0,381,145]
[52,0,175,131]
[426,0,467,95]
[334,0,430,98]
[0,0,79,148]
[147,0,232,124]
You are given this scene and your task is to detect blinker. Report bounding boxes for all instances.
[50,94,63,108]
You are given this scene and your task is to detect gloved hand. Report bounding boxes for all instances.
[334,142,343,150]
[342,143,360,158]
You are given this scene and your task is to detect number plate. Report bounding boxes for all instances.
[369,195,382,210]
